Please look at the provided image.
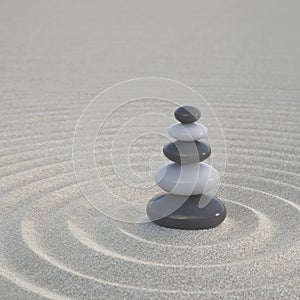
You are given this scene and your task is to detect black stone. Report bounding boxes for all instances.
[147,193,226,230]
[174,105,201,123]
[163,140,211,164]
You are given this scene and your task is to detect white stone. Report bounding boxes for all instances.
[167,122,208,141]
[154,162,220,195]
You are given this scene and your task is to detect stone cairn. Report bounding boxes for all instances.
[147,105,226,229]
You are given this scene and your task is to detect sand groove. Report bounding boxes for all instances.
[1,1,300,298]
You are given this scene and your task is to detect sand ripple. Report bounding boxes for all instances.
[1,96,299,299]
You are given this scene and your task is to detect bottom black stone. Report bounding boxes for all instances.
[146,193,226,230]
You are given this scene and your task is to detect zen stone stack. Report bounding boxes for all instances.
[147,105,226,229]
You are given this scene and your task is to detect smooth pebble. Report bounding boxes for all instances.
[163,140,211,164]
[168,122,207,141]
[155,162,220,195]
[174,105,201,123]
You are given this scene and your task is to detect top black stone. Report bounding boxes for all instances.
[174,106,201,123]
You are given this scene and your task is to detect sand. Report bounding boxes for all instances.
[0,0,299,299]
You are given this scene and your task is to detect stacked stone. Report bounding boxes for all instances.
[147,106,226,230]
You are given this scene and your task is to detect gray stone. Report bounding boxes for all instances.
[174,106,201,123]
[163,140,211,164]
[147,193,226,230]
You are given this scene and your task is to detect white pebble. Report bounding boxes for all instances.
[168,123,208,141]
[154,162,220,195]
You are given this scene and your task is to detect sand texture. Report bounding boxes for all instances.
[0,1,299,299]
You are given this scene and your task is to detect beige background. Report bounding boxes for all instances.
[0,0,299,299]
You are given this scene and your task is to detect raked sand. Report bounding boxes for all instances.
[0,1,299,299]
